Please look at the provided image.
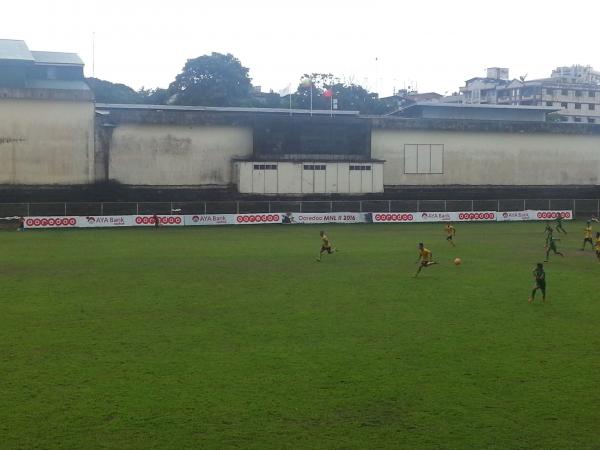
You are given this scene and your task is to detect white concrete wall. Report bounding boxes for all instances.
[278,163,302,193]
[0,99,94,184]
[235,161,384,194]
[372,129,600,186]
[109,124,253,186]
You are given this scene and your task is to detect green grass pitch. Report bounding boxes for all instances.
[1,222,599,449]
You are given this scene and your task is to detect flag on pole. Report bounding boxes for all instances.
[278,84,292,97]
[279,83,294,113]
[323,89,334,115]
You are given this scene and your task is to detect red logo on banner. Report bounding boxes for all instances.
[374,213,414,222]
[537,211,571,219]
[236,214,281,223]
[25,217,77,228]
[134,216,182,225]
[458,212,495,221]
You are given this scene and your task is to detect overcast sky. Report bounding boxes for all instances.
[4,0,600,96]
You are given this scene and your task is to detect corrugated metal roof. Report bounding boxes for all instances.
[405,102,560,111]
[31,51,84,66]
[25,79,91,91]
[95,103,360,116]
[0,39,34,62]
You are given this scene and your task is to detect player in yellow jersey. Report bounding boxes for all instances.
[581,221,594,250]
[317,230,336,261]
[415,242,438,277]
[595,232,600,262]
[444,223,456,247]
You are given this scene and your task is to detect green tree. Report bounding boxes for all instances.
[292,73,387,114]
[86,77,142,104]
[292,73,334,110]
[138,87,170,105]
[329,82,388,114]
[168,53,252,106]
[248,91,284,108]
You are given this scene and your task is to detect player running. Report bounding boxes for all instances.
[544,222,553,237]
[317,230,336,261]
[415,242,437,277]
[544,225,564,262]
[595,232,600,262]
[444,223,456,247]
[581,221,594,250]
[555,213,567,234]
[528,263,546,303]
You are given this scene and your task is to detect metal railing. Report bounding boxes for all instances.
[0,199,598,218]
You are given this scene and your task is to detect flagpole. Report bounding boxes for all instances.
[330,94,333,117]
[310,84,313,116]
[92,32,95,77]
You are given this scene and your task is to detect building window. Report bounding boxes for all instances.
[404,144,444,174]
[561,89,569,96]
[574,117,582,123]
[545,88,554,95]
[575,103,582,110]
[546,101,553,106]
[303,164,325,171]
[588,118,596,123]
[349,165,371,171]
[575,90,582,97]
[561,102,568,108]
[253,164,277,170]
[560,116,569,122]
[46,67,58,80]
[589,104,595,111]
[589,91,596,98]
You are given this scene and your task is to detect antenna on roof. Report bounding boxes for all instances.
[92,32,95,78]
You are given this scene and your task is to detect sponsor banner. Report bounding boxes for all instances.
[184,214,235,226]
[531,210,572,221]
[235,213,282,225]
[497,210,532,222]
[372,211,497,223]
[134,215,184,227]
[497,210,572,222]
[288,212,366,224]
[79,215,134,227]
[24,216,78,229]
[454,211,497,222]
[418,212,453,222]
[372,213,416,223]
[21,209,573,229]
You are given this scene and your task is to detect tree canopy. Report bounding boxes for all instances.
[86,78,143,104]
[167,53,252,106]
[87,54,395,114]
[292,73,386,114]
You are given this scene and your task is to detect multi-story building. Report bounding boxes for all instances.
[459,66,600,123]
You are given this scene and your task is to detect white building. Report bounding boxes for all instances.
[459,66,600,123]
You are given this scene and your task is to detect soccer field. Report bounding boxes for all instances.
[1,222,599,449]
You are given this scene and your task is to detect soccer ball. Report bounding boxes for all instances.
[454,257,462,266]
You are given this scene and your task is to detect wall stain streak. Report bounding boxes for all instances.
[0,137,25,145]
